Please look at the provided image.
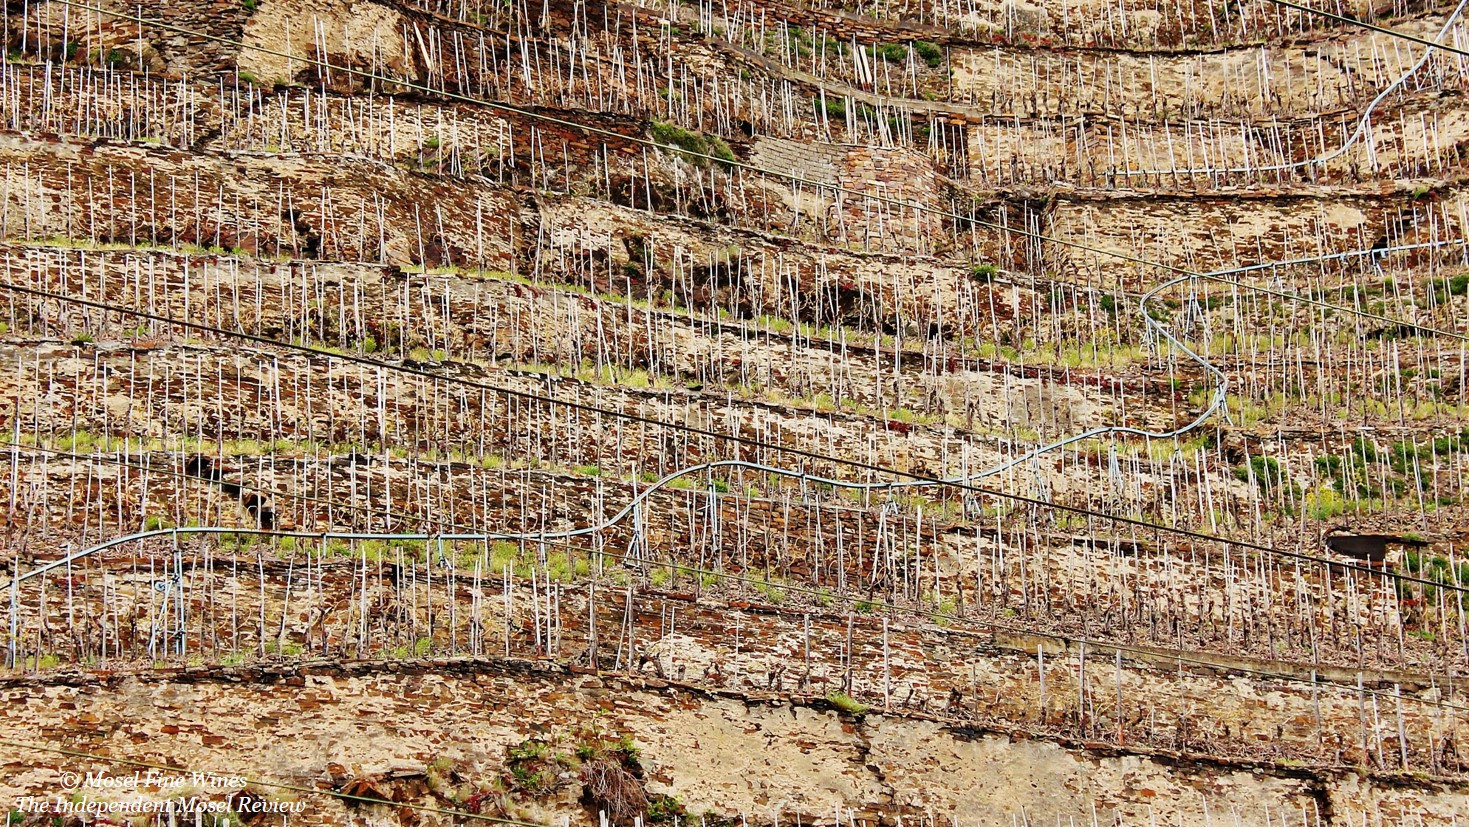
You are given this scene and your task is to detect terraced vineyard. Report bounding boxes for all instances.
[2,0,1469,824]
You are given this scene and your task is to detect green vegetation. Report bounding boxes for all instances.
[863,39,946,68]
[970,263,998,282]
[649,121,735,169]
[141,515,174,532]
[753,578,785,603]
[1423,273,1469,303]
[825,691,869,715]
[931,597,957,627]
[264,639,303,657]
[216,531,254,552]
[575,731,638,763]
[1396,550,1469,609]
[814,34,847,57]
[875,43,910,62]
[504,739,564,795]
[483,539,595,582]
[1303,486,1348,521]
[1235,455,1286,494]
[913,40,944,68]
[1310,429,1469,511]
[770,25,846,59]
[572,729,663,824]
[646,794,686,825]
[407,346,448,362]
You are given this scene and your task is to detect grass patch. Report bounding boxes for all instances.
[913,40,943,67]
[875,43,909,62]
[970,263,998,282]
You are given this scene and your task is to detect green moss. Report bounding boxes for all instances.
[649,121,734,169]
[706,135,736,166]
[141,514,174,532]
[825,691,869,715]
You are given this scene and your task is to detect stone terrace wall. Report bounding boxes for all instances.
[2,659,1467,825]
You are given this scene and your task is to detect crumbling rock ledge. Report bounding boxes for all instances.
[1,657,1465,825]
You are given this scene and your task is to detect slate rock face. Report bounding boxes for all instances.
[2,0,1469,822]
[6,661,1457,825]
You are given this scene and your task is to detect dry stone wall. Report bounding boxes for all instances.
[2,659,1466,825]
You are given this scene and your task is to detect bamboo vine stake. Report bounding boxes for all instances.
[3,524,1467,770]
[1078,640,1087,736]
[8,4,1466,191]
[2,0,1468,785]
[882,616,890,707]
[1037,643,1046,723]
